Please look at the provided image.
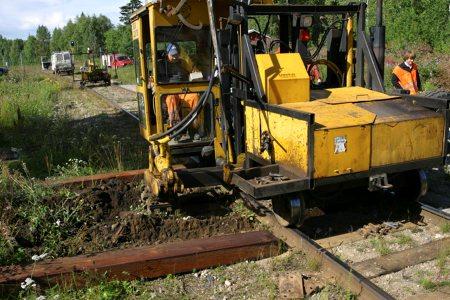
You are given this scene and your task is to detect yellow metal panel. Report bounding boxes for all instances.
[153,0,211,27]
[281,102,376,129]
[245,106,260,156]
[255,53,310,104]
[131,21,139,40]
[313,126,371,178]
[245,106,309,176]
[371,117,444,166]
[311,86,398,104]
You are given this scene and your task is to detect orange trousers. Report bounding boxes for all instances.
[165,93,202,130]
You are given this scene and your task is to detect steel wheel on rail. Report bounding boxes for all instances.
[390,169,428,202]
[271,193,306,227]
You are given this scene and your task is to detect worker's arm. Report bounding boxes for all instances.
[416,69,422,91]
[391,73,402,89]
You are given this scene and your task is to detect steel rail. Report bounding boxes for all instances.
[87,87,140,122]
[241,195,394,300]
[0,231,279,291]
[419,201,450,227]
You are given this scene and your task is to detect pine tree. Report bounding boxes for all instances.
[36,25,51,58]
[119,0,142,24]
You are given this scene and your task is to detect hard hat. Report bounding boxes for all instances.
[166,43,179,56]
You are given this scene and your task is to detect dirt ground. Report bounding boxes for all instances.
[0,179,263,265]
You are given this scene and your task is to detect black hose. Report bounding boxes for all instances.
[248,17,262,37]
[269,40,292,53]
[311,19,346,60]
[148,66,217,142]
[168,70,217,138]
[262,15,271,38]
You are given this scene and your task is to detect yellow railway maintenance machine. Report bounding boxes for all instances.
[131,0,450,226]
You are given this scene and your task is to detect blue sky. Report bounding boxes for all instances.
[0,0,128,39]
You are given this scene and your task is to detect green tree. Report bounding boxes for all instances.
[119,0,142,24]
[8,39,24,65]
[369,0,449,52]
[23,35,38,64]
[36,25,51,58]
[105,25,132,55]
[0,35,11,65]
[51,28,65,52]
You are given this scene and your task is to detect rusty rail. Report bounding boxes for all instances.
[242,195,394,300]
[0,231,279,289]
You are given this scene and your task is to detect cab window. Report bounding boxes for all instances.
[132,39,141,85]
[155,26,212,84]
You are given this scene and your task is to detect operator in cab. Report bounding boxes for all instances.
[391,50,421,95]
[162,43,203,140]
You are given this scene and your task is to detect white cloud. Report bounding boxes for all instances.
[18,11,70,30]
[0,0,126,39]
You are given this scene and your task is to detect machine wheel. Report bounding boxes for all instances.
[271,193,305,227]
[390,169,427,202]
[79,81,86,89]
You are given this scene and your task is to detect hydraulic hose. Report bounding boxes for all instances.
[311,18,347,59]
[148,66,217,143]
[168,70,217,139]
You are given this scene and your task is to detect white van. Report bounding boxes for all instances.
[51,51,74,75]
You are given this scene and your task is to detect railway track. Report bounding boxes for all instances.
[241,194,395,299]
[44,170,450,299]
[242,192,450,299]
[87,85,139,122]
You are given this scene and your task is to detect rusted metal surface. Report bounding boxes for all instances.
[356,98,440,123]
[242,195,394,300]
[45,169,145,188]
[0,231,279,288]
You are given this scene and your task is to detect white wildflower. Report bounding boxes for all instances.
[55,219,61,227]
[20,277,35,289]
[225,280,232,287]
[32,253,48,261]
[37,296,46,300]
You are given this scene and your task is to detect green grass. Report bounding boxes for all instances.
[0,68,146,178]
[370,237,392,255]
[112,65,136,85]
[440,222,450,234]
[393,233,415,246]
[306,257,322,271]
[419,278,450,290]
[0,165,96,263]
[17,279,144,300]
[0,67,147,267]
[436,246,450,274]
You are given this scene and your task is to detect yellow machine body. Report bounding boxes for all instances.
[255,53,310,104]
[131,0,447,202]
[246,86,445,179]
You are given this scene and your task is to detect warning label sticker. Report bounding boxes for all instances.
[334,136,347,154]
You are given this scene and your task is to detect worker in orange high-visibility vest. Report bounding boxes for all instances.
[391,50,422,95]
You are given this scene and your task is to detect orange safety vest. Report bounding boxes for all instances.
[392,63,419,95]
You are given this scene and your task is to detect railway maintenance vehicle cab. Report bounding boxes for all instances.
[131,0,450,226]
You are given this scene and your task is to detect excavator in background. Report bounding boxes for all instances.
[79,48,111,88]
[130,0,450,226]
